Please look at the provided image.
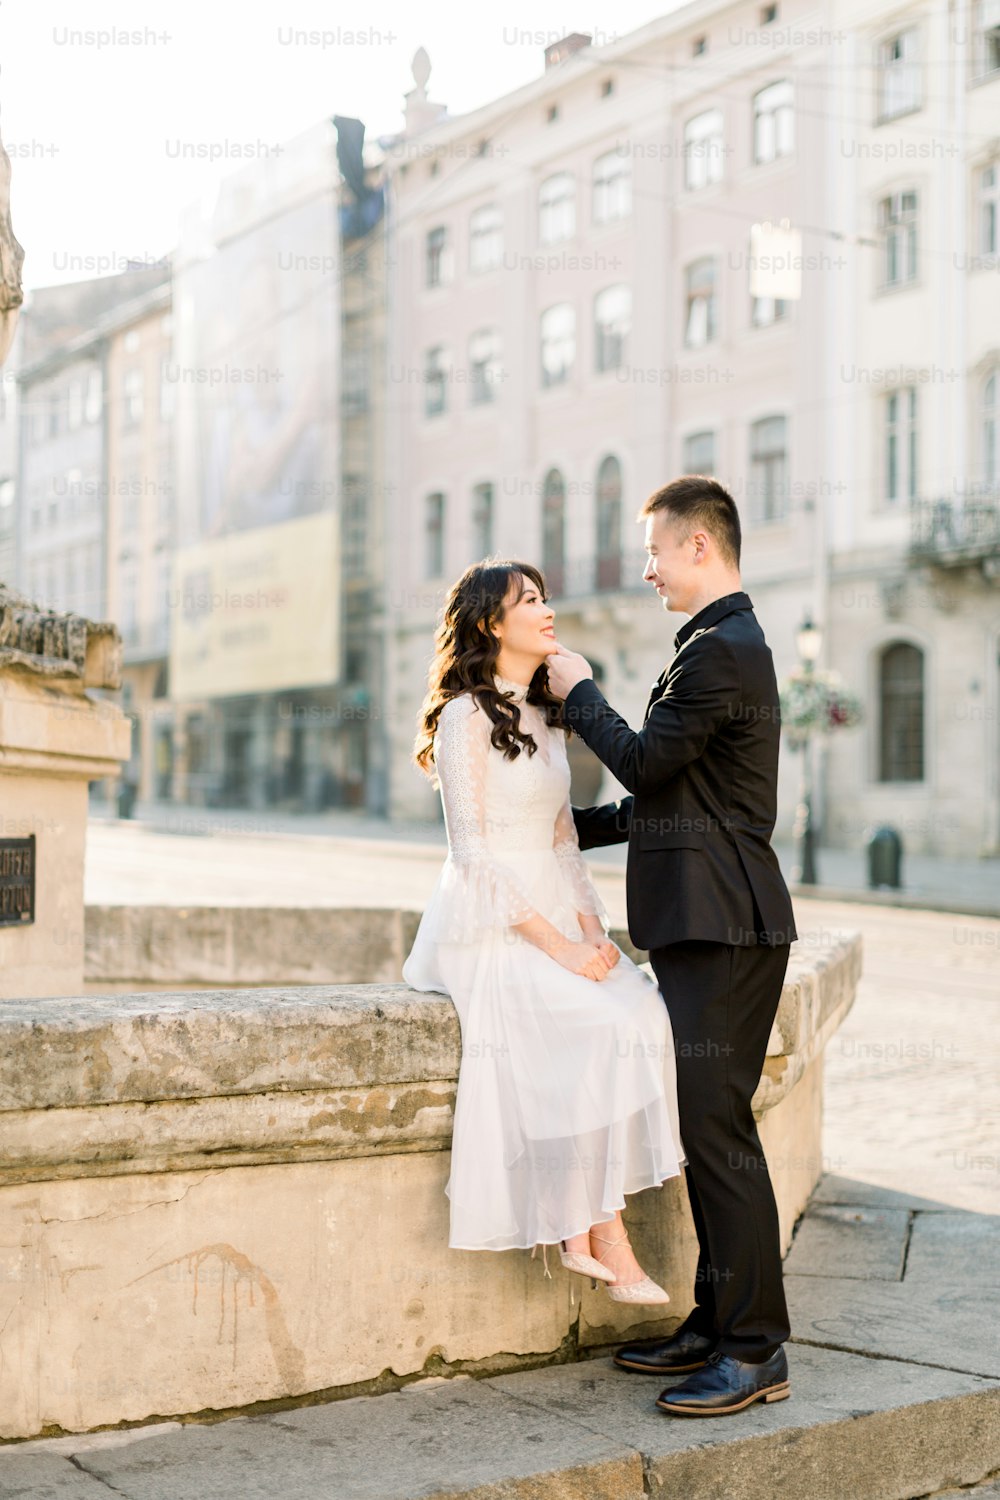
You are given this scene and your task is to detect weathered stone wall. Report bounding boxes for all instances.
[0,930,861,1439]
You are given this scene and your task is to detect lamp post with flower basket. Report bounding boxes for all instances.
[779,614,864,885]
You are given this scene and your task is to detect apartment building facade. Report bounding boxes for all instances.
[382,1,1000,856]
[820,0,1000,855]
[383,4,835,828]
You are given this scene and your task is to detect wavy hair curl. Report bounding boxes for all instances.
[413,559,567,783]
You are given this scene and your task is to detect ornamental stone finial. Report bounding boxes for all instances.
[0,93,24,366]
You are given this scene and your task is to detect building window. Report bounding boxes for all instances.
[471,481,494,557]
[123,328,140,354]
[973,0,1000,79]
[683,430,716,475]
[159,355,176,422]
[753,80,794,164]
[982,370,997,487]
[342,348,369,414]
[539,172,575,245]
[343,475,367,579]
[540,303,575,387]
[979,162,999,255]
[85,369,102,423]
[123,368,143,426]
[752,294,788,326]
[48,390,61,437]
[684,109,724,190]
[878,642,924,781]
[469,203,502,272]
[885,387,918,503]
[592,150,631,224]
[155,554,171,630]
[542,468,566,596]
[424,492,445,578]
[877,29,920,120]
[595,455,622,590]
[119,560,139,644]
[424,346,449,416]
[594,284,630,372]
[68,379,83,430]
[426,225,452,288]
[684,258,717,347]
[748,415,788,522]
[468,328,502,405]
[878,191,919,288]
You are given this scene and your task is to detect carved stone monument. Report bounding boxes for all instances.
[0,585,131,997]
[0,114,24,362]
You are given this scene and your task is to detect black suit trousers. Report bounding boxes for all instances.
[648,935,792,1361]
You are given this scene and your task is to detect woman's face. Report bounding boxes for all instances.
[493,573,558,661]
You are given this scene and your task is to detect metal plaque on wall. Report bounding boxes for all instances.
[0,835,35,925]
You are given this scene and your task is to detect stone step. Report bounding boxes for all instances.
[2,1340,997,1500]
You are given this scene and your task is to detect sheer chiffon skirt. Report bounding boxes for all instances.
[418,858,687,1250]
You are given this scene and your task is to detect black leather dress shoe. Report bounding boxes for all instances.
[656,1347,790,1416]
[613,1327,718,1374]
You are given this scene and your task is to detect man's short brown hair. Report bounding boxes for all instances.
[637,475,741,570]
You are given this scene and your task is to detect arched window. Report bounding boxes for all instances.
[592,150,631,223]
[593,285,630,372]
[983,369,997,487]
[542,468,566,597]
[539,172,575,245]
[540,303,575,387]
[878,641,924,781]
[595,455,622,590]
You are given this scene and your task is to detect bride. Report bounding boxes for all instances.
[402,559,686,1301]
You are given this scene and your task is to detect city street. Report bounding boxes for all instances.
[85,817,1000,1215]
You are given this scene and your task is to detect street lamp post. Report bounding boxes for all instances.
[792,612,822,885]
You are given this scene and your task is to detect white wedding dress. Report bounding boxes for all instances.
[402,674,686,1251]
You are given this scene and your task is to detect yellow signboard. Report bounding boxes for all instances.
[169,511,339,700]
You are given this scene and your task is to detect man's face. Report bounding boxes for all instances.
[642,509,696,614]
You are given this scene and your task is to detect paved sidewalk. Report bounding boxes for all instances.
[90,799,1000,917]
[2,1180,998,1498]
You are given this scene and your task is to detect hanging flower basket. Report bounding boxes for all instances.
[779,668,864,749]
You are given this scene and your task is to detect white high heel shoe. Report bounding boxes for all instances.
[590,1228,671,1305]
[531,1239,617,1305]
[558,1239,617,1285]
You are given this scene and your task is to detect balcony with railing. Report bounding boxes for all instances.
[909,490,1000,567]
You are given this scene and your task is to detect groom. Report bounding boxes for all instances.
[546,475,797,1417]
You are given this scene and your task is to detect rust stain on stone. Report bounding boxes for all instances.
[128,1243,305,1392]
[306,1086,454,1138]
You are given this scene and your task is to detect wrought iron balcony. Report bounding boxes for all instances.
[909,491,1000,566]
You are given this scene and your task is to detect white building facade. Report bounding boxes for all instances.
[383,0,999,857]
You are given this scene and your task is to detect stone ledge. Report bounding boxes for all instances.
[0,933,861,1185]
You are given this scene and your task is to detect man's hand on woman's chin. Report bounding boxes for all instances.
[545,642,594,699]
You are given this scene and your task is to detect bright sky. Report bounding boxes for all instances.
[1,0,680,294]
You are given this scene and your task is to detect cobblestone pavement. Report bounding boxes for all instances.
[84,821,1000,1217]
[91,798,1000,914]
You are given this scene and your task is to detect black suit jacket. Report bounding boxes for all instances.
[565,591,797,950]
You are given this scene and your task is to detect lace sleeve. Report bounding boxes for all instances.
[430,694,541,942]
[553,794,610,929]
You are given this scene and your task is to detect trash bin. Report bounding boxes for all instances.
[865,824,903,889]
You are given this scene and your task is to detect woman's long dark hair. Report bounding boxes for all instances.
[413,559,568,783]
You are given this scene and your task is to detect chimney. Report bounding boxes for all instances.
[544,32,592,69]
